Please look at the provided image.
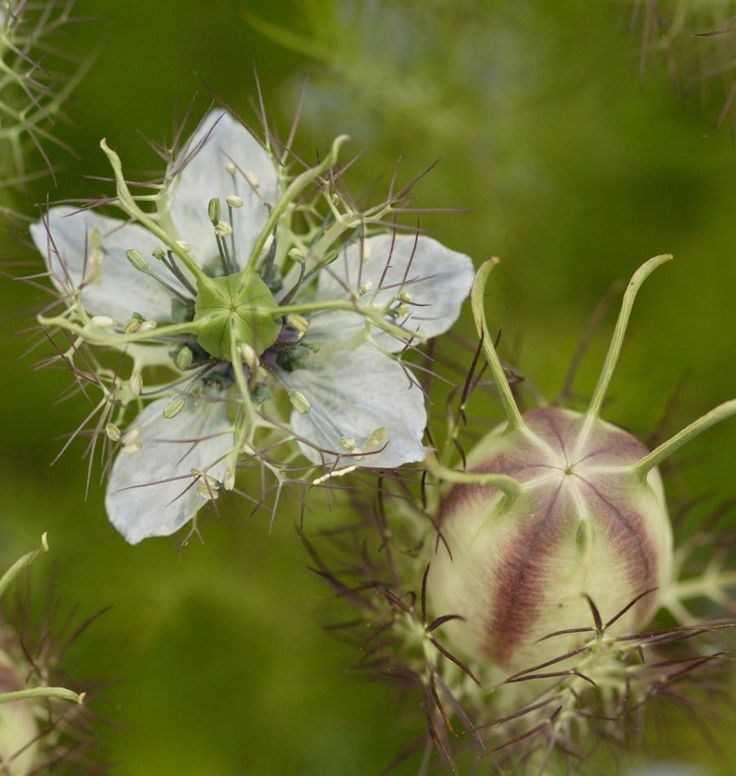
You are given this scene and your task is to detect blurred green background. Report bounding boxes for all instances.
[2,0,736,773]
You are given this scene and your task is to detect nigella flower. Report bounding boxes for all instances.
[32,109,473,544]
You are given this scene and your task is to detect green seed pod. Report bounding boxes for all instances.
[193,271,281,361]
[427,255,736,676]
[428,407,672,671]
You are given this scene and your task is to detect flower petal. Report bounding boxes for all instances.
[276,343,426,469]
[307,234,474,351]
[30,206,177,323]
[167,109,279,270]
[106,396,233,544]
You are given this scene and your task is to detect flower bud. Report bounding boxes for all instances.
[428,407,673,672]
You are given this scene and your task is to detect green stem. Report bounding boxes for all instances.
[665,570,736,602]
[245,134,350,274]
[424,450,521,502]
[99,139,219,295]
[229,321,257,451]
[584,254,672,424]
[471,259,525,432]
[0,534,48,600]
[0,687,84,705]
[38,315,206,346]
[270,299,423,343]
[633,398,736,476]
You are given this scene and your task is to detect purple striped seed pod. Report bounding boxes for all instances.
[427,407,672,672]
[422,254,736,677]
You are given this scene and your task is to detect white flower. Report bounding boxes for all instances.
[31,110,279,322]
[32,109,474,543]
[105,396,232,544]
[272,234,474,467]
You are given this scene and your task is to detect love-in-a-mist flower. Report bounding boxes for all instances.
[33,108,473,544]
[304,257,736,771]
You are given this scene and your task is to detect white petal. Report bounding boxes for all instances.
[106,396,233,544]
[31,206,178,323]
[277,343,426,468]
[167,109,279,270]
[307,234,474,351]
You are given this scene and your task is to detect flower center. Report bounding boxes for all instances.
[193,270,281,361]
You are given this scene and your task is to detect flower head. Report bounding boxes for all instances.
[33,108,473,543]
[303,256,736,771]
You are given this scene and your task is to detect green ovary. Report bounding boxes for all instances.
[194,271,282,361]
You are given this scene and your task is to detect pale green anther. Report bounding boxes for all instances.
[88,248,103,283]
[225,162,237,175]
[90,315,115,328]
[364,427,388,452]
[163,396,186,419]
[398,291,412,303]
[287,389,311,414]
[193,469,221,499]
[226,195,243,208]
[129,373,142,397]
[339,435,357,452]
[126,248,149,272]
[214,221,232,238]
[123,313,145,334]
[193,271,281,361]
[90,227,103,250]
[286,314,309,338]
[176,240,191,253]
[288,247,305,263]
[122,426,140,446]
[359,281,374,295]
[105,423,121,442]
[396,303,410,317]
[239,343,258,369]
[174,345,194,370]
[244,170,260,189]
[152,248,166,260]
[208,197,221,225]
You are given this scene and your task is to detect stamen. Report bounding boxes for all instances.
[158,250,197,296]
[126,249,194,304]
[213,221,236,274]
[226,198,241,267]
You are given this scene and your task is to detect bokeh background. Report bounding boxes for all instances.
[2,0,736,773]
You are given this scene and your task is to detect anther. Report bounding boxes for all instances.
[129,373,142,397]
[214,221,232,238]
[208,198,221,225]
[162,396,186,419]
[121,426,141,446]
[126,249,150,272]
[287,389,311,414]
[90,315,115,328]
[105,423,121,442]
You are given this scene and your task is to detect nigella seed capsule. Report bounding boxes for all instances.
[426,255,736,676]
[428,407,672,671]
